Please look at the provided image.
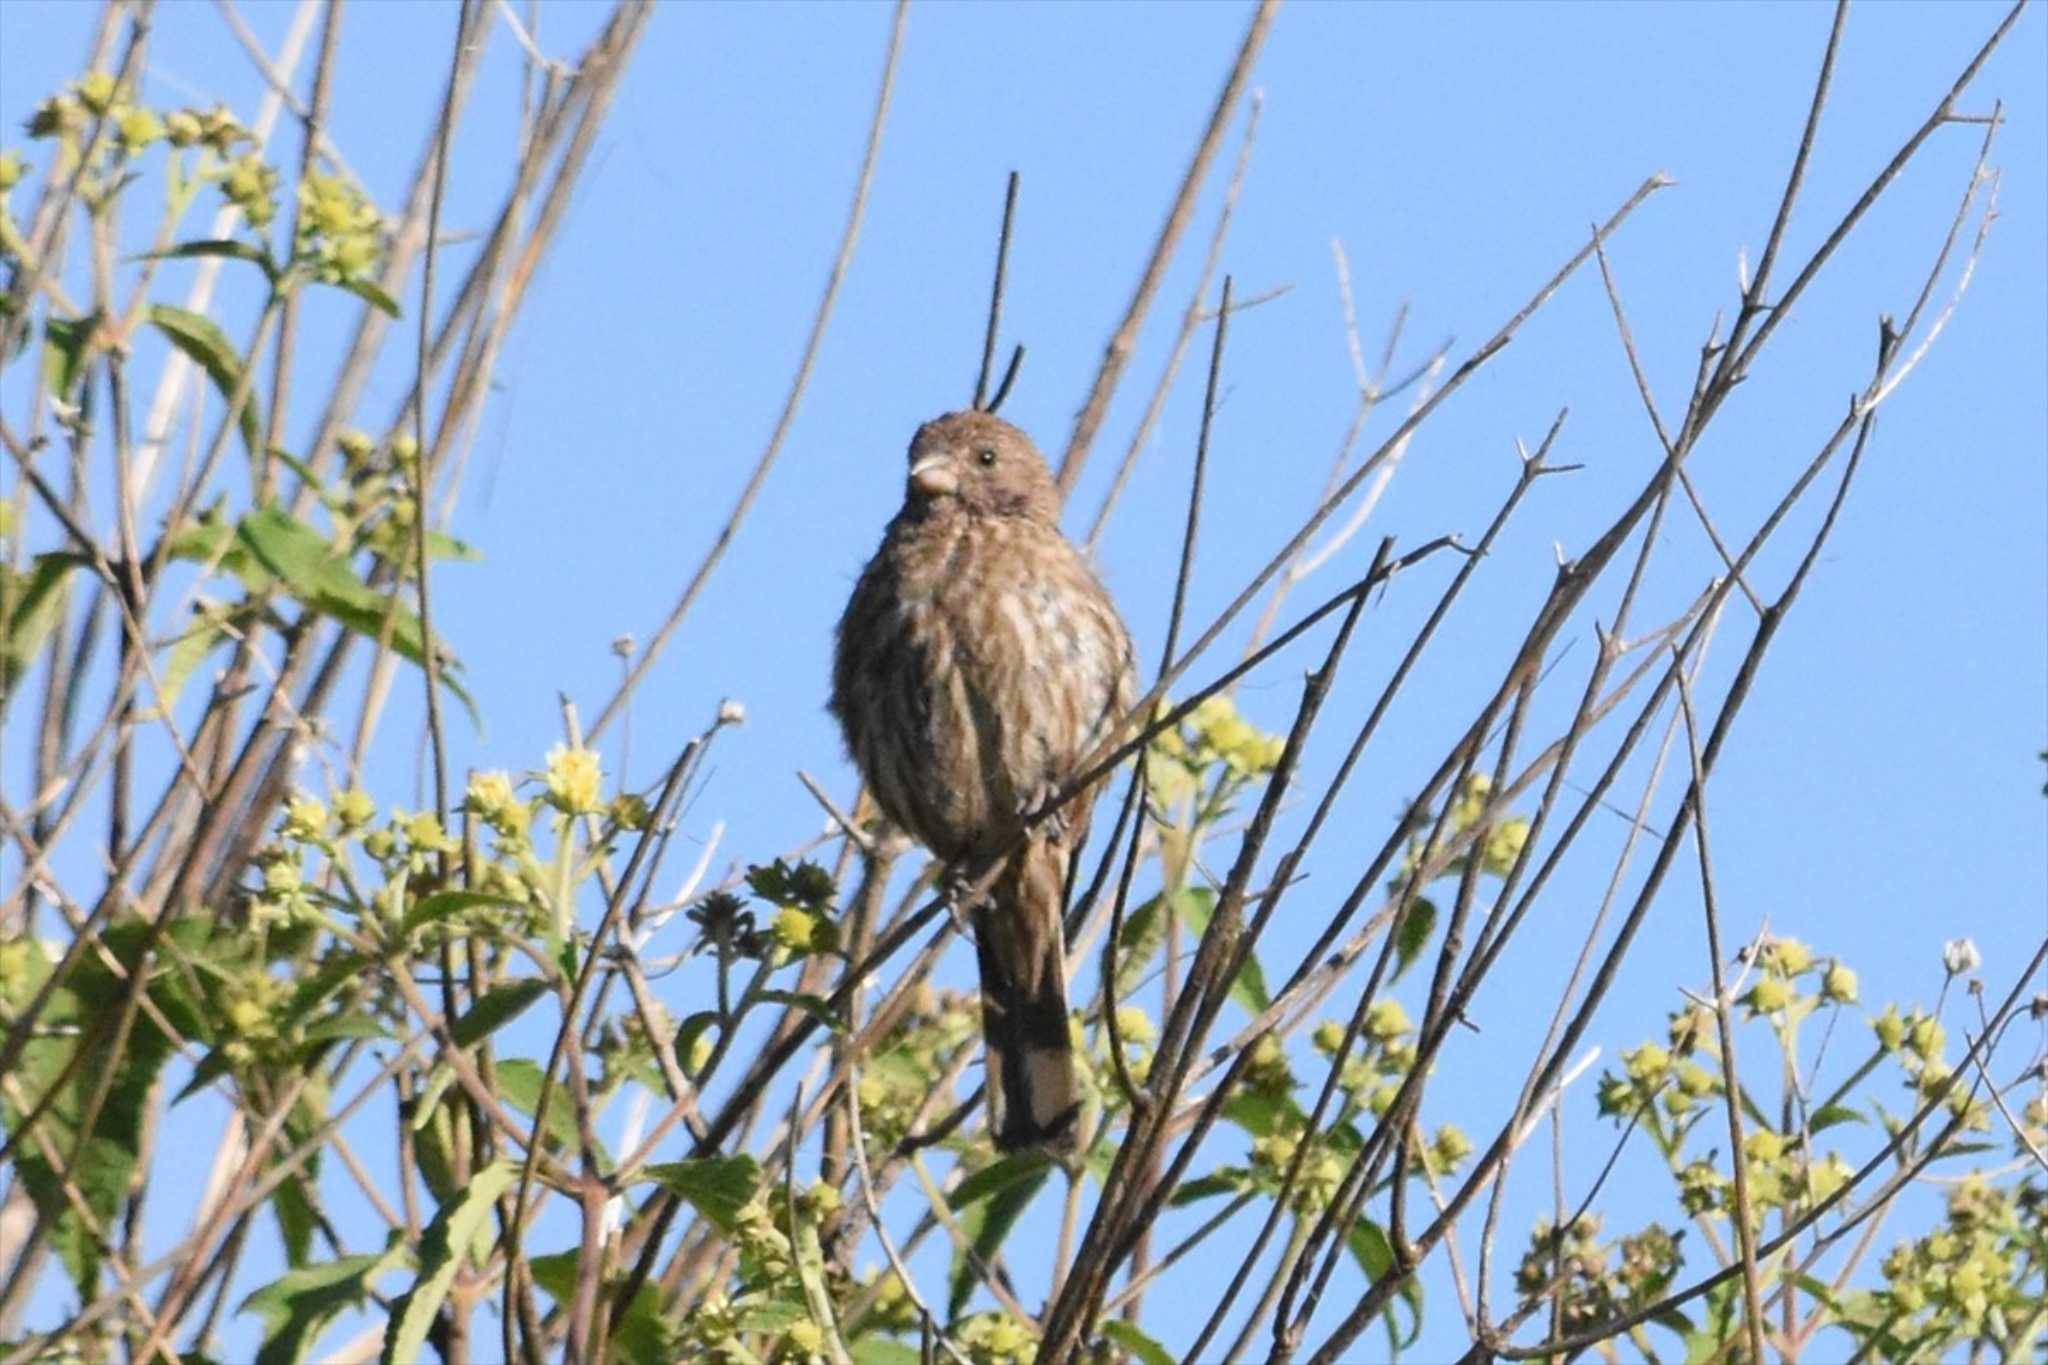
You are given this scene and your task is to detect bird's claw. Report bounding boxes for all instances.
[1019,785,1072,844]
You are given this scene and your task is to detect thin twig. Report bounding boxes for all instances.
[1055,0,1278,500]
[1675,664,1769,1365]
[589,0,908,741]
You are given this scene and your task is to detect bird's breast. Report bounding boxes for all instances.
[840,515,1133,856]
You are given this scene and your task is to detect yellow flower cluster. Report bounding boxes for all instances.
[1147,693,1288,807]
[544,743,604,814]
[295,171,384,284]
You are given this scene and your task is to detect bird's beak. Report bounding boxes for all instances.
[910,455,958,498]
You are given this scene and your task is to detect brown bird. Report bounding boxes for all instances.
[831,410,1137,1152]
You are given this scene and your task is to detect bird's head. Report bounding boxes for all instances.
[903,410,1058,521]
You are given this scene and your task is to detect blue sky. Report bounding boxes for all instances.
[3,1,2044,1360]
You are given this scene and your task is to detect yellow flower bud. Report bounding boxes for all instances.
[543,743,604,814]
[113,106,163,151]
[1365,998,1411,1043]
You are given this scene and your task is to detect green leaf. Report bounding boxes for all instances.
[135,605,232,721]
[1222,1087,1304,1139]
[948,1150,1053,1211]
[1391,897,1438,984]
[527,1249,669,1365]
[240,1246,407,1365]
[270,1171,317,1268]
[947,1156,1050,1320]
[336,276,401,318]
[2,552,89,692]
[425,529,482,562]
[1808,1102,1864,1133]
[450,978,550,1049]
[401,889,523,936]
[164,506,269,589]
[754,989,844,1033]
[674,1010,720,1066]
[381,1160,515,1365]
[43,313,93,402]
[848,1338,922,1365]
[147,304,263,460]
[0,917,185,1299]
[281,952,372,1025]
[733,1292,810,1334]
[1346,1218,1423,1350]
[1650,1307,1697,1339]
[233,504,479,728]
[1791,1273,1841,1313]
[1176,887,1267,1012]
[138,238,280,283]
[642,1155,760,1235]
[1167,1170,1245,1206]
[1682,1277,1741,1364]
[494,1059,603,1163]
[297,1012,388,1047]
[790,1181,846,1362]
[1113,891,1171,1001]
[1100,1318,1177,1365]
[173,1045,236,1104]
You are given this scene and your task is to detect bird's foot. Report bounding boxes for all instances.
[938,865,980,934]
[1018,784,1072,844]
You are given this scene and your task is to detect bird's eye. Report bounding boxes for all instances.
[976,447,998,467]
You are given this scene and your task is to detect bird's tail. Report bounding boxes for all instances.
[974,840,1081,1152]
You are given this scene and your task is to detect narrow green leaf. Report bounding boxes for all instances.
[297,1012,388,1046]
[136,605,233,721]
[381,1160,515,1365]
[450,978,550,1048]
[2,552,89,691]
[43,314,93,402]
[1808,1102,1864,1133]
[1100,1318,1176,1365]
[401,889,522,936]
[948,1150,1052,1211]
[1349,1217,1393,1280]
[173,1046,235,1104]
[147,304,263,459]
[240,1245,406,1365]
[425,529,482,562]
[755,989,844,1032]
[1113,892,1170,1001]
[270,1172,317,1268]
[1347,1218,1423,1349]
[337,276,401,318]
[1167,1170,1245,1206]
[1177,887,1267,1012]
[642,1155,760,1234]
[1650,1308,1696,1339]
[137,238,280,283]
[1391,897,1438,984]
[947,1162,1049,1320]
[674,1010,720,1068]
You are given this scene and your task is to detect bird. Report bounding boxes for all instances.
[831,410,1137,1152]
